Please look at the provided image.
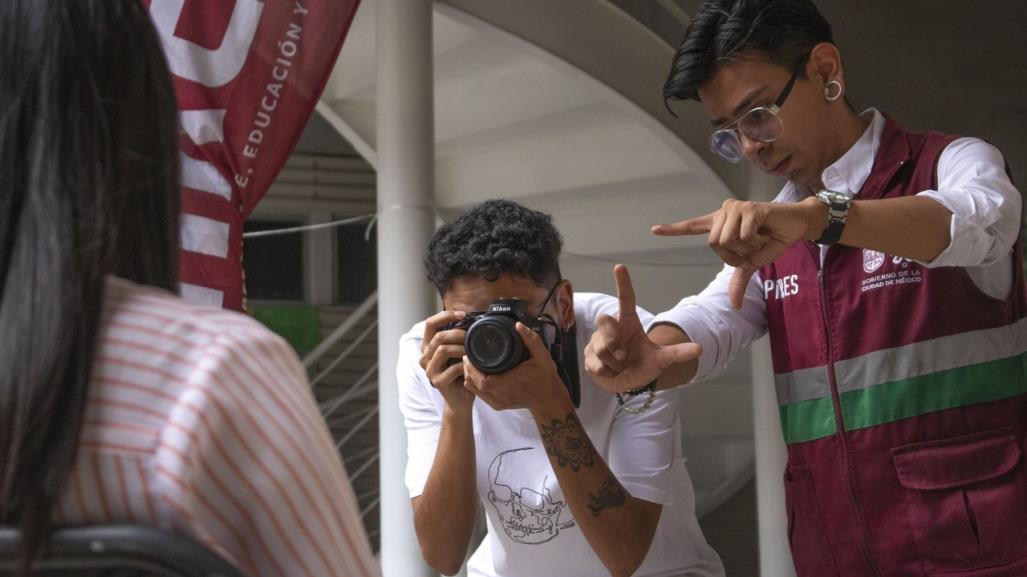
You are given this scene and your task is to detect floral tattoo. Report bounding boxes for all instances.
[540,412,596,472]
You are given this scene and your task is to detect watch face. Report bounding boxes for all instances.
[819,190,851,206]
[816,189,850,246]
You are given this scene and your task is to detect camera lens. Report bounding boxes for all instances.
[466,317,522,373]
[468,322,512,369]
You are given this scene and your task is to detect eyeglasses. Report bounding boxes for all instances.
[535,280,564,340]
[709,58,806,163]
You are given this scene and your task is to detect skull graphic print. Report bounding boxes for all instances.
[487,448,576,544]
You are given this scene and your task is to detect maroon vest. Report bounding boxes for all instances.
[759,116,1027,577]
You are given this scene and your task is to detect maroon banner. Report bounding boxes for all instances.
[144,0,360,310]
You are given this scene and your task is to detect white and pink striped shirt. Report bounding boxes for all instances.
[54,276,379,577]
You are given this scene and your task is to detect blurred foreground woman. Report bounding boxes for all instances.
[0,2,378,576]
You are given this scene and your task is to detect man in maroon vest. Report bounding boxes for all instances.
[583,1,1027,576]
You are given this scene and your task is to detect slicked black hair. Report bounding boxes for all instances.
[426,199,563,294]
[664,0,833,103]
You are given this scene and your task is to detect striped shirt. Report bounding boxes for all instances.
[53,276,379,577]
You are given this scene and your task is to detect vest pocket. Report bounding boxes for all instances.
[892,426,1027,573]
[783,464,839,577]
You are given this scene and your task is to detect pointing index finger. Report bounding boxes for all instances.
[652,213,715,236]
[613,264,637,319]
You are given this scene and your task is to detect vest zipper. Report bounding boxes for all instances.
[817,266,883,577]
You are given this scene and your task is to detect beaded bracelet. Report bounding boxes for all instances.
[615,380,657,414]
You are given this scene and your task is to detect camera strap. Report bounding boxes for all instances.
[549,325,581,408]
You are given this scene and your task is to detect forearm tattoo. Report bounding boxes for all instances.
[587,476,627,516]
[540,412,595,472]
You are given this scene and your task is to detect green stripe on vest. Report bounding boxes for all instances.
[780,352,1027,444]
[776,318,1027,407]
[780,397,837,444]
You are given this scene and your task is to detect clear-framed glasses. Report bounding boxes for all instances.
[709,57,806,163]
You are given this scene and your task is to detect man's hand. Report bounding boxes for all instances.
[462,322,568,413]
[652,197,825,309]
[414,314,478,575]
[583,264,702,394]
[420,310,475,411]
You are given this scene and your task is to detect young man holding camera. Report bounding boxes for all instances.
[396,200,724,577]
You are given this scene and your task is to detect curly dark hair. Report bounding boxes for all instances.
[663,0,833,103]
[425,199,563,294]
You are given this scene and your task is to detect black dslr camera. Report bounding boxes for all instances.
[445,298,580,407]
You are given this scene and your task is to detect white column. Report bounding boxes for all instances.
[746,165,796,577]
[305,211,335,306]
[376,0,437,575]
[752,336,797,577]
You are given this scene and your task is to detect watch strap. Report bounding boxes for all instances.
[815,191,851,245]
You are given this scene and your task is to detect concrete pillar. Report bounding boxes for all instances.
[305,211,335,306]
[752,336,797,577]
[376,0,437,574]
[748,165,796,577]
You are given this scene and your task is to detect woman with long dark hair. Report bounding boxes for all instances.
[0,2,378,576]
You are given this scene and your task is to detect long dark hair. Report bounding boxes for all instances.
[0,0,180,566]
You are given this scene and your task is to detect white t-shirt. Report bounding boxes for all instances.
[397,292,725,577]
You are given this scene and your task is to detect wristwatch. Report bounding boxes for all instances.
[814,189,853,245]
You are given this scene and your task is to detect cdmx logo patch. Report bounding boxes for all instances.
[863,249,886,273]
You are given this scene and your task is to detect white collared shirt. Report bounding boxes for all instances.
[654,109,1022,382]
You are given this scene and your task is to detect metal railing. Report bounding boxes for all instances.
[302,290,378,370]
[303,290,383,548]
